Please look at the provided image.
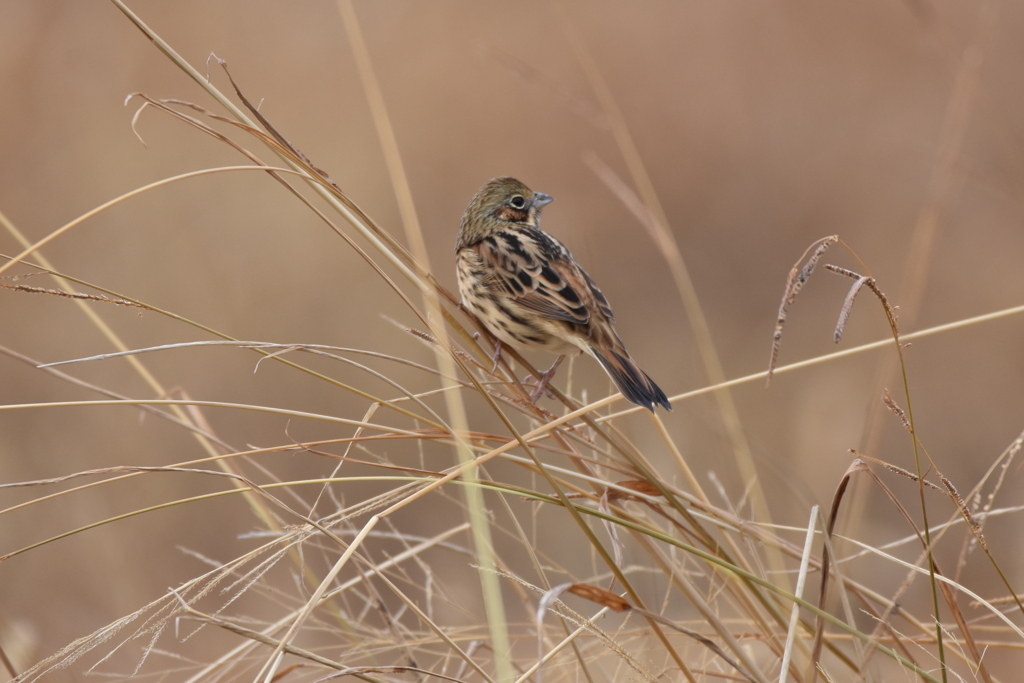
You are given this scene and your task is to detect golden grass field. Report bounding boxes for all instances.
[2,1,1023,681]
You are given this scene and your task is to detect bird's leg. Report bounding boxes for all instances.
[528,355,565,404]
[490,339,503,375]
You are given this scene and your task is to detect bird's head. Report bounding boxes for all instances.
[456,177,553,250]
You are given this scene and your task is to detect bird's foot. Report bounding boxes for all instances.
[525,356,565,404]
[490,339,503,375]
[525,375,556,403]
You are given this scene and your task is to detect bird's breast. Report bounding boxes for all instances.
[456,249,583,355]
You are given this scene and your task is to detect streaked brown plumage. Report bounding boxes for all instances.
[455,177,671,412]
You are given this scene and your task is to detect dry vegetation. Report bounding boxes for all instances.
[2,2,1024,682]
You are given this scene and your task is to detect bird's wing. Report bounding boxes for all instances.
[474,228,596,325]
[580,268,614,322]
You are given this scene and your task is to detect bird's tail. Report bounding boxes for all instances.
[589,345,671,412]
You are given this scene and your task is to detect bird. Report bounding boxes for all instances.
[455,176,671,412]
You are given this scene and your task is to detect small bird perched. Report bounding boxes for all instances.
[455,176,671,412]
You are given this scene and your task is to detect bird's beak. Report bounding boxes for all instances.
[533,192,554,208]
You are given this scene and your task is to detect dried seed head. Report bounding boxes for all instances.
[767,236,839,384]
[882,389,912,432]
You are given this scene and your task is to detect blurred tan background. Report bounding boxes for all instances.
[2,0,1024,678]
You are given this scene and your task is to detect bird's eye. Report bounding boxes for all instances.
[509,195,526,209]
